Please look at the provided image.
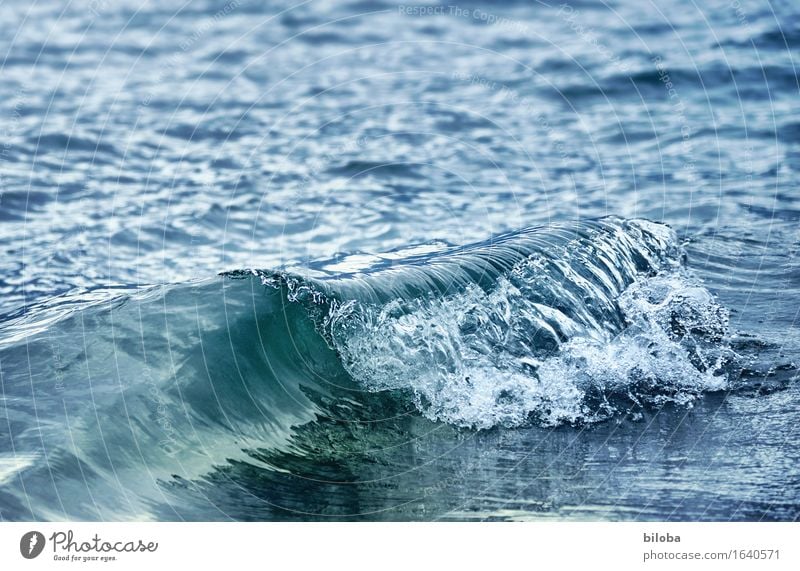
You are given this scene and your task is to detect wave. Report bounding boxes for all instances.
[0,217,742,518]
[237,217,731,428]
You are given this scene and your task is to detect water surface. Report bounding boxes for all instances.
[0,0,798,521]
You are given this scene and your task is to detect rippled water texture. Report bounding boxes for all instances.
[0,0,798,521]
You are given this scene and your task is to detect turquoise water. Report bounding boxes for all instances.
[0,0,798,520]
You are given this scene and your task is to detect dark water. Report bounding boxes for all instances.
[0,0,798,521]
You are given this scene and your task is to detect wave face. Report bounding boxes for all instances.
[0,218,738,520]
[243,217,731,429]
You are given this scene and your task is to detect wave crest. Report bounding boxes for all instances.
[254,217,732,428]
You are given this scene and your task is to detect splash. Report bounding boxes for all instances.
[317,220,731,428]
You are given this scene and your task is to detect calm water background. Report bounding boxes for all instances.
[0,0,798,520]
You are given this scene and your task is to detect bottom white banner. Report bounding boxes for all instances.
[1,522,797,570]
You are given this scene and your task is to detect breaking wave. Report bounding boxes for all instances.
[240,216,732,428]
[0,217,742,519]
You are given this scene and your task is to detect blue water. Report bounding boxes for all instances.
[0,0,798,521]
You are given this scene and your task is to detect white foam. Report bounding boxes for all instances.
[328,271,731,429]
